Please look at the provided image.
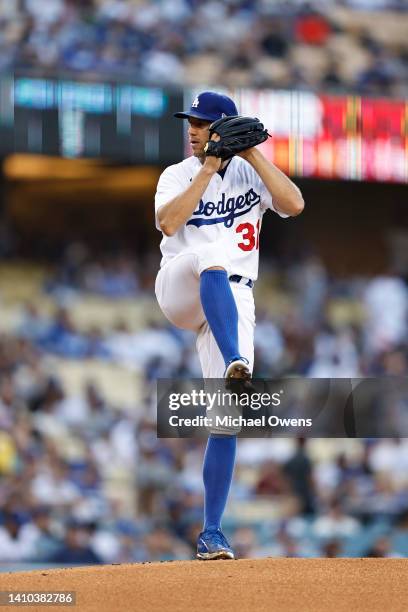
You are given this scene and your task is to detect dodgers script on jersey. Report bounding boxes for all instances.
[155,156,288,281]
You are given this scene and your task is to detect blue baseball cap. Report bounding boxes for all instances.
[174,91,238,122]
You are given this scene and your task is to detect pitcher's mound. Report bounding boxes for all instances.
[0,558,406,612]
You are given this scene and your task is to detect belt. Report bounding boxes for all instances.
[229,274,254,289]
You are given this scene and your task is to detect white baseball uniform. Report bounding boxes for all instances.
[154,155,288,379]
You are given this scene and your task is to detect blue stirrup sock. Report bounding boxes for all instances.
[203,434,237,532]
[200,269,240,367]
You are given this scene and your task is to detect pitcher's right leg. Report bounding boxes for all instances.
[155,252,205,331]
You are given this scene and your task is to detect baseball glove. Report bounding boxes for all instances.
[204,116,269,161]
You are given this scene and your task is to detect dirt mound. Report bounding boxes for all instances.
[0,558,406,612]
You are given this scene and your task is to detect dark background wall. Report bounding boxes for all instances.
[3,160,407,276]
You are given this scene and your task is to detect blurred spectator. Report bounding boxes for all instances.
[143,526,191,561]
[41,307,89,358]
[0,375,24,431]
[255,460,291,497]
[262,525,303,558]
[137,419,176,516]
[57,381,113,431]
[308,326,361,377]
[322,539,342,558]
[363,274,408,356]
[284,439,315,515]
[16,303,52,345]
[294,7,331,46]
[232,526,260,559]
[27,507,62,562]
[366,536,401,557]
[254,310,284,372]
[313,500,360,539]
[321,60,343,91]
[51,522,102,564]
[82,256,140,298]
[260,18,289,59]
[30,460,82,507]
[287,255,328,327]
[0,513,38,562]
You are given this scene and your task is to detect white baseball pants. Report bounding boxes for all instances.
[155,243,255,379]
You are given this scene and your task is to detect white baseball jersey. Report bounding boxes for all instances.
[155,156,288,281]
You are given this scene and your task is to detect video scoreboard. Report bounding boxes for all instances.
[0,75,184,163]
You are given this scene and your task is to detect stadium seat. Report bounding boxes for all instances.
[49,358,142,408]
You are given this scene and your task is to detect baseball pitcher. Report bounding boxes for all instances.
[155,91,304,559]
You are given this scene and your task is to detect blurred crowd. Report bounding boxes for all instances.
[0,0,407,96]
[13,242,408,377]
[1,357,408,563]
[0,241,407,565]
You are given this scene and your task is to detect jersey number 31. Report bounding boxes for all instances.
[236,220,260,251]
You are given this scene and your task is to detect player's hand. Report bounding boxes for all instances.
[203,134,222,173]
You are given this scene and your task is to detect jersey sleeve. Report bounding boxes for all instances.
[259,179,290,218]
[154,165,187,231]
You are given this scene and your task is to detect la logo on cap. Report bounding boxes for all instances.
[192,96,200,108]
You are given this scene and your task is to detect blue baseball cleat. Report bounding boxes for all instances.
[196,528,235,560]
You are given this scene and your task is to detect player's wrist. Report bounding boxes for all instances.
[239,147,260,163]
[201,160,219,176]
